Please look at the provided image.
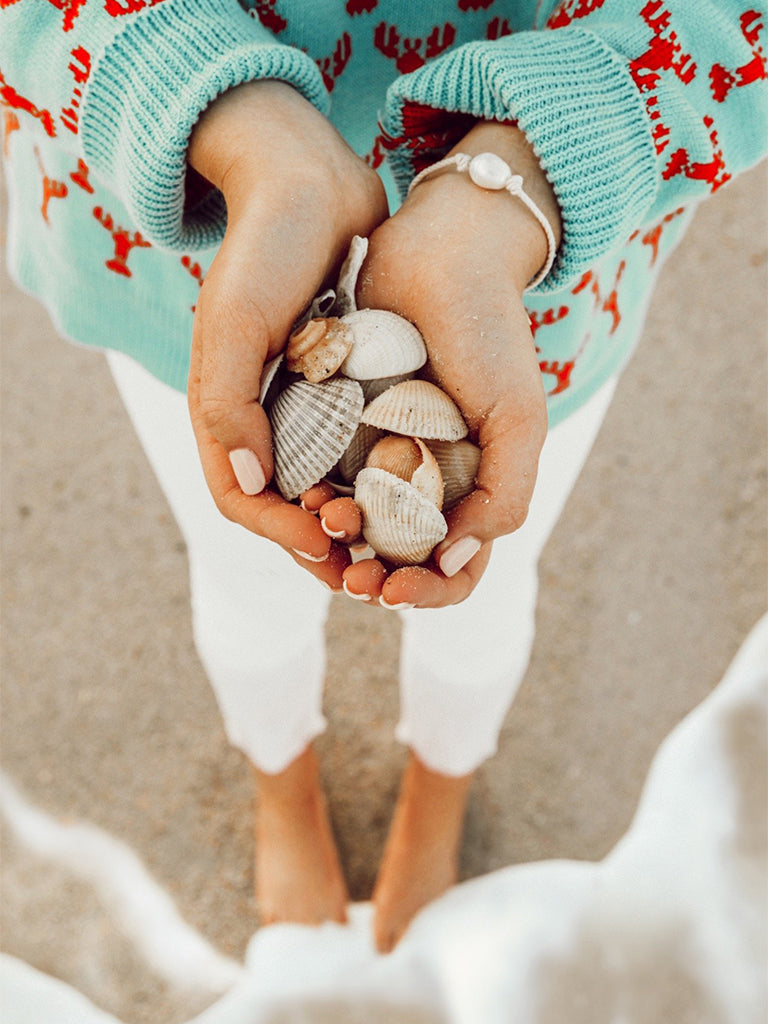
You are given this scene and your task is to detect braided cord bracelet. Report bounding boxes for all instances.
[408,152,557,290]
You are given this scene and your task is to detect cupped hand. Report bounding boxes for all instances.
[186,81,388,589]
[346,122,562,609]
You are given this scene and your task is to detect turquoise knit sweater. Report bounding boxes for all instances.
[2,0,766,426]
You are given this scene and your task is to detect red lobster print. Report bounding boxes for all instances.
[662,114,731,192]
[181,255,204,312]
[628,1,697,157]
[346,0,377,14]
[251,0,287,33]
[546,0,607,30]
[93,206,151,277]
[373,21,456,74]
[3,110,20,156]
[34,147,68,224]
[639,207,684,265]
[572,261,626,335]
[458,0,494,10]
[486,16,512,40]
[70,157,94,193]
[317,33,352,92]
[44,0,87,33]
[0,70,56,137]
[529,306,573,396]
[710,9,765,102]
[60,45,91,135]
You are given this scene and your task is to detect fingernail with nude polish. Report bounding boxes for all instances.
[229,448,266,495]
[379,595,416,611]
[292,548,330,563]
[439,535,482,578]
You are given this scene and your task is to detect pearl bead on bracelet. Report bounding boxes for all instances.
[407,152,557,290]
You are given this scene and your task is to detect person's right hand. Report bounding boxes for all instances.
[186,81,388,589]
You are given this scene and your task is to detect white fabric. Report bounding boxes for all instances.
[107,350,615,775]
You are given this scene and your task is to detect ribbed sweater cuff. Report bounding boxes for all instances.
[81,0,329,252]
[381,28,658,293]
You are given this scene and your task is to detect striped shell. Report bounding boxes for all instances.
[427,439,481,510]
[269,378,364,500]
[285,317,353,383]
[365,436,444,509]
[340,309,427,381]
[354,468,447,566]
[361,379,468,441]
[337,422,385,483]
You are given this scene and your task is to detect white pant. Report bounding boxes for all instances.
[107,351,615,776]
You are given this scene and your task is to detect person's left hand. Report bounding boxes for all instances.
[341,122,562,609]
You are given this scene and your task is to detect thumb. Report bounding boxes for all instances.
[430,309,549,579]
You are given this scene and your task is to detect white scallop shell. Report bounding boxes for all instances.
[354,467,447,566]
[427,439,481,509]
[340,309,427,381]
[361,379,468,441]
[337,422,385,483]
[365,436,444,509]
[270,378,364,500]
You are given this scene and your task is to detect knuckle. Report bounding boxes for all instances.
[500,503,530,534]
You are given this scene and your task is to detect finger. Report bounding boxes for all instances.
[319,497,362,542]
[192,424,332,560]
[342,558,388,602]
[300,482,337,513]
[292,541,351,591]
[434,392,546,578]
[380,544,492,609]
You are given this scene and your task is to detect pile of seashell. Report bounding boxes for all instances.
[260,237,481,566]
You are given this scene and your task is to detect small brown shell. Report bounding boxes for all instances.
[285,317,354,383]
[365,436,443,509]
[354,468,447,566]
[361,380,468,441]
[427,439,481,510]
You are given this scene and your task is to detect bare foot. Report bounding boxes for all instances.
[373,753,473,953]
[253,745,349,926]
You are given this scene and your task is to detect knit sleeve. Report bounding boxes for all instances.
[379,1,768,293]
[0,0,329,251]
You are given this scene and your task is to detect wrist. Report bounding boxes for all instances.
[407,122,561,292]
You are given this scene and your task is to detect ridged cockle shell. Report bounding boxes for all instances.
[361,379,468,441]
[427,439,481,510]
[285,317,354,383]
[337,422,384,483]
[365,436,444,509]
[340,309,427,381]
[354,467,447,566]
[270,378,364,500]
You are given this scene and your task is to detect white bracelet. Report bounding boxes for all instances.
[408,152,557,290]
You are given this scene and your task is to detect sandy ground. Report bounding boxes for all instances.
[1,162,766,1023]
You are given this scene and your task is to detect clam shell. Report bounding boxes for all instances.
[336,235,368,315]
[354,467,447,566]
[427,439,481,510]
[259,353,285,410]
[337,422,385,483]
[365,436,443,509]
[340,309,427,381]
[270,378,364,500]
[360,372,415,403]
[285,317,353,383]
[361,379,468,441]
